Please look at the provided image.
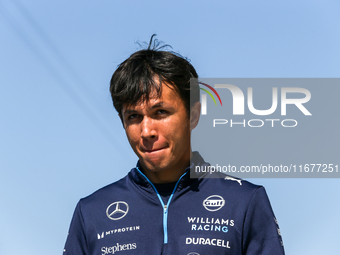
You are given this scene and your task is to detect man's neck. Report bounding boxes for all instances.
[143,167,187,184]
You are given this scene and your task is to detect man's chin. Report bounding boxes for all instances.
[140,162,166,173]
[139,153,169,171]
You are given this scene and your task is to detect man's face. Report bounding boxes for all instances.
[121,83,198,180]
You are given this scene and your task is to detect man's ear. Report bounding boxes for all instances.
[190,101,201,130]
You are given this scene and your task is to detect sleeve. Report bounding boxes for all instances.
[63,201,89,255]
[242,187,285,255]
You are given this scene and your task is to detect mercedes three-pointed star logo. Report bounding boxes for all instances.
[106,201,129,220]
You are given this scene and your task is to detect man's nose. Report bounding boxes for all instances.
[140,117,157,139]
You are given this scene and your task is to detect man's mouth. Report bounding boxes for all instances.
[142,146,168,153]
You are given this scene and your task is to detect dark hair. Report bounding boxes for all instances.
[109,35,199,116]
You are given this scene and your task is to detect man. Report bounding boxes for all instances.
[63,35,285,255]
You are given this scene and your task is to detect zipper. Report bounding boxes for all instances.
[136,167,188,244]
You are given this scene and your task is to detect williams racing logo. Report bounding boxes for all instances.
[203,195,225,212]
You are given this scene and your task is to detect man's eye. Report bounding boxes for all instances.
[156,110,167,115]
[128,114,140,120]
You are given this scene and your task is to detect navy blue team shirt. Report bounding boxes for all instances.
[63,152,285,255]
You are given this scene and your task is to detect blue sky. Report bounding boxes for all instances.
[1,0,340,254]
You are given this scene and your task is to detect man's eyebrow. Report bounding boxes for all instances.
[123,109,137,116]
[150,102,165,109]
[123,102,171,115]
